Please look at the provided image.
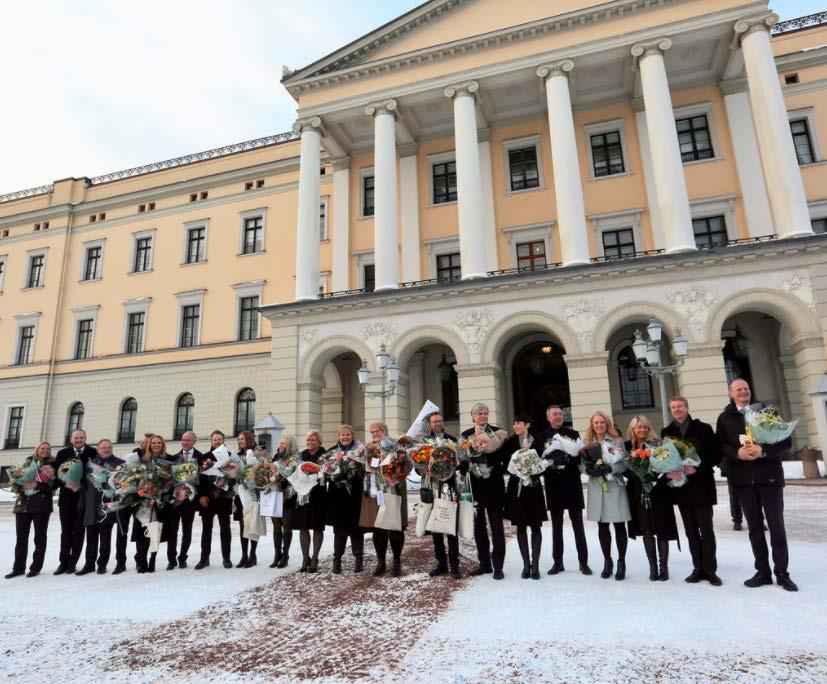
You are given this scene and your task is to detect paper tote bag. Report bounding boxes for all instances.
[374,492,403,531]
[415,502,433,537]
[458,499,474,540]
[426,497,457,536]
[146,520,161,553]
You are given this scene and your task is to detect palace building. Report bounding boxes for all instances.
[2,0,827,465]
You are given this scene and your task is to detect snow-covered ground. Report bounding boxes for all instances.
[1,480,825,682]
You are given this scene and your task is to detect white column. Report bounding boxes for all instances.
[331,157,351,292]
[537,61,590,266]
[634,106,666,251]
[735,13,813,238]
[366,100,400,291]
[445,81,488,279]
[631,40,696,253]
[723,87,774,237]
[399,144,422,282]
[292,117,322,301]
[478,133,499,272]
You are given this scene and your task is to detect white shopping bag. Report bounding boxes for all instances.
[415,502,433,537]
[259,489,283,518]
[458,499,474,540]
[425,496,457,535]
[374,491,403,531]
[145,520,161,553]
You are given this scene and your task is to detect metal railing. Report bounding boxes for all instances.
[772,12,827,35]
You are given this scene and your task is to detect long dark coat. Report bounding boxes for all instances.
[624,441,678,540]
[461,425,507,509]
[538,425,585,512]
[291,448,327,531]
[324,443,365,529]
[502,433,548,525]
[661,416,721,506]
[197,449,234,516]
[54,444,97,517]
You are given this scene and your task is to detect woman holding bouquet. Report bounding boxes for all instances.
[270,434,298,568]
[134,435,172,573]
[503,415,546,580]
[583,412,630,580]
[5,442,56,579]
[234,430,259,568]
[624,417,677,581]
[326,424,365,574]
[292,430,327,573]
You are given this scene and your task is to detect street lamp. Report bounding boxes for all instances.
[632,316,689,426]
[358,344,400,423]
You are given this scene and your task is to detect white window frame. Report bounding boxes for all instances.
[583,118,632,181]
[354,249,375,290]
[358,167,375,220]
[2,403,26,450]
[0,254,6,293]
[673,101,722,166]
[80,238,105,282]
[787,107,823,165]
[426,151,457,208]
[232,280,265,342]
[176,290,206,348]
[182,219,209,266]
[24,247,48,289]
[121,297,151,354]
[808,199,827,227]
[689,194,738,244]
[70,305,100,360]
[588,209,644,258]
[318,271,330,295]
[238,208,267,256]
[424,236,461,280]
[13,312,41,365]
[319,196,329,242]
[502,134,545,194]
[130,229,156,274]
[501,222,554,268]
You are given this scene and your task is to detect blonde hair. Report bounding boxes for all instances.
[584,411,620,444]
[337,424,355,439]
[626,415,656,447]
[278,434,298,456]
[32,441,51,459]
[305,429,322,446]
[145,434,168,461]
[368,422,388,435]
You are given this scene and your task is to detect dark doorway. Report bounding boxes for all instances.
[512,340,571,433]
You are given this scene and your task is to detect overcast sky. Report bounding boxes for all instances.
[0,0,821,195]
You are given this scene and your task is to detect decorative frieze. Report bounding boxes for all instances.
[666,286,717,337]
[565,351,610,368]
[453,309,493,362]
[780,272,816,311]
[362,321,398,351]
[561,298,605,349]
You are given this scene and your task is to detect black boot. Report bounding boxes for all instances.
[147,554,156,573]
[332,557,342,574]
[450,565,462,580]
[236,555,248,568]
[354,553,364,574]
[299,557,310,573]
[615,558,626,581]
[530,557,540,581]
[429,564,448,577]
[246,543,258,568]
[308,557,319,573]
[657,538,669,581]
[372,561,387,577]
[391,557,401,577]
[271,531,283,568]
[600,558,613,579]
[643,536,658,582]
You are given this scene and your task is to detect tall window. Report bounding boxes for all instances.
[516,240,546,271]
[235,388,256,435]
[363,264,375,293]
[0,258,5,291]
[590,131,625,177]
[436,253,461,282]
[813,218,827,235]
[180,304,200,347]
[432,161,457,204]
[16,326,35,365]
[602,228,636,259]
[118,398,137,443]
[83,246,102,280]
[693,216,727,249]
[126,312,145,354]
[74,319,93,360]
[319,199,328,241]
[676,115,714,162]
[66,402,84,444]
[242,216,263,254]
[174,393,194,440]
[618,346,654,409]
[5,407,24,449]
[363,175,375,216]
[134,237,152,272]
[238,296,259,341]
[508,147,540,191]
[27,254,44,288]
[790,119,815,165]
[186,226,206,263]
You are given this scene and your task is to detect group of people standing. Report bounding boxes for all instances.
[5,377,798,592]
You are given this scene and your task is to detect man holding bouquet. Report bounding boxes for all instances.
[54,429,96,575]
[165,431,202,569]
[715,378,797,591]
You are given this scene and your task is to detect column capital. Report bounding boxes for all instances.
[444,81,479,100]
[292,116,322,135]
[536,60,574,80]
[733,12,778,41]
[365,99,398,118]
[631,37,672,66]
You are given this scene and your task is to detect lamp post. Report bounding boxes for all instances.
[357,344,400,423]
[632,317,689,427]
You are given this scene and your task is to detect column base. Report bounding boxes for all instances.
[461,272,489,280]
[666,244,698,254]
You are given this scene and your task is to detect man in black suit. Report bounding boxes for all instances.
[195,430,234,569]
[716,378,797,592]
[662,396,722,585]
[164,431,203,569]
[113,433,153,574]
[54,429,97,574]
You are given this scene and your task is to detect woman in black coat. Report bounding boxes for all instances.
[5,442,56,579]
[504,414,547,580]
[624,416,678,581]
[132,435,172,573]
[325,425,365,574]
[233,430,259,568]
[291,430,327,573]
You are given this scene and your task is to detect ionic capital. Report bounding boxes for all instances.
[365,99,398,118]
[536,60,574,81]
[631,38,672,66]
[734,12,778,42]
[444,81,479,100]
[292,116,322,135]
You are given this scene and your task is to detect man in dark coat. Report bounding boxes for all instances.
[461,402,507,580]
[76,439,124,575]
[112,433,152,574]
[164,431,203,569]
[195,430,233,569]
[53,429,97,574]
[716,378,797,591]
[662,396,722,585]
[539,405,591,576]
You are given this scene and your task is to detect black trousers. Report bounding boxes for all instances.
[737,484,789,577]
[373,528,404,560]
[200,508,232,562]
[58,499,85,566]
[84,522,114,569]
[164,506,196,563]
[727,479,743,524]
[115,507,133,566]
[549,507,589,565]
[333,527,364,560]
[677,503,717,574]
[13,512,50,573]
[432,533,459,569]
[473,505,505,571]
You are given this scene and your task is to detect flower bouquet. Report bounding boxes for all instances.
[542,434,584,470]
[276,453,299,479]
[380,450,413,489]
[664,438,700,488]
[744,408,798,445]
[466,433,493,479]
[649,440,684,485]
[428,441,458,482]
[57,459,84,489]
[410,443,435,475]
[626,446,655,507]
[507,441,544,495]
[171,460,199,504]
[287,461,322,504]
[322,445,364,491]
[7,459,55,497]
[581,444,610,493]
[203,446,242,492]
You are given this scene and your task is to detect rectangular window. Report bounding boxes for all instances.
[242,216,263,254]
[74,319,93,360]
[790,119,815,165]
[27,254,44,288]
[238,295,259,341]
[5,407,24,449]
[126,312,145,354]
[134,237,152,272]
[693,216,728,249]
[516,240,547,271]
[813,218,827,235]
[83,246,102,280]
[676,115,714,163]
[0,258,5,290]
[363,264,375,293]
[508,147,540,191]
[602,228,636,259]
[319,199,328,241]
[432,161,457,204]
[180,304,200,347]
[363,175,375,217]
[16,326,34,365]
[590,131,626,177]
[436,252,462,282]
[186,226,206,264]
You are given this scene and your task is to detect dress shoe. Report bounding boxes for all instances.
[177,559,187,569]
[547,563,564,576]
[521,564,531,579]
[429,565,448,577]
[733,521,743,531]
[245,557,257,568]
[269,558,280,568]
[222,559,233,569]
[65,564,77,574]
[53,564,68,576]
[685,570,706,583]
[744,572,772,588]
[776,573,798,592]
[530,567,540,581]
[468,565,493,577]
[112,564,126,575]
[449,567,462,580]
[277,555,289,569]
[600,558,614,579]
[707,573,722,586]
[391,559,401,577]
[166,562,177,571]
[75,565,95,576]
[97,567,107,575]
[372,562,387,577]
[195,560,209,570]
[615,559,626,581]
[5,571,24,579]
[579,562,593,576]
[299,559,310,573]
[25,570,40,578]
[493,569,505,580]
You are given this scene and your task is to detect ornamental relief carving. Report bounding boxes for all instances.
[362,321,398,352]
[561,298,605,348]
[780,272,815,311]
[299,328,318,352]
[453,309,493,362]
[666,286,717,336]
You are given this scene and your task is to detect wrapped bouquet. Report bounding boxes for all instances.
[321,444,365,493]
[626,446,655,507]
[203,446,242,492]
[542,433,584,470]
[57,459,84,488]
[507,438,544,495]
[170,460,199,504]
[7,458,55,498]
[276,453,299,479]
[287,461,322,504]
[744,408,797,446]
[428,440,458,482]
[380,450,413,490]
[410,443,435,475]
[664,438,700,488]
[581,441,624,493]
[649,440,683,484]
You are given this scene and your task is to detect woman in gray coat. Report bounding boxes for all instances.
[583,411,630,581]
